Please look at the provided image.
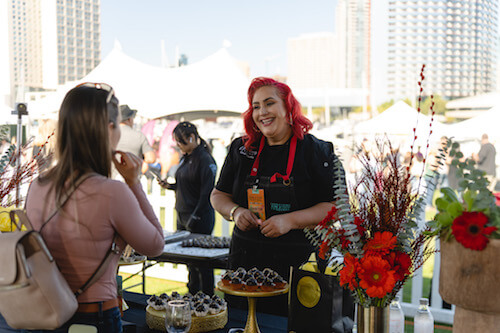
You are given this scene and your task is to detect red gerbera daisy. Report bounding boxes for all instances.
[363,231,397,254]
[385,251,412,282]
[339,253,359,291]
[358,256,396,298]
[452,211,497,251]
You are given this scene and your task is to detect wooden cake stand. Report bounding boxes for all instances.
[216,281,289,333]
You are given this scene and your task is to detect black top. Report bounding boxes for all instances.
[174,145,217,215]
[216,134,343,210]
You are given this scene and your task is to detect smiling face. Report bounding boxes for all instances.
[252,86,292,146]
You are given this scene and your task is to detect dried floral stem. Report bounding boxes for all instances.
[305,64,440,307]
[1,133,54,208]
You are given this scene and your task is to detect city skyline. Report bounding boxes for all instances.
[100,0,394,104]
[2,0,499,111]
[387,0,499,100]
[100,0,340,78]
[1,0,101,106]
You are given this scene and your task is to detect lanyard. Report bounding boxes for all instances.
[250,135,297,184]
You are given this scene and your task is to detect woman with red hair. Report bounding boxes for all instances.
[211,77,345,316]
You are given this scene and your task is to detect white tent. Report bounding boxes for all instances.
[445,105,500,141]
[446,92,500,110]
[354,101,448,139]
[28,42,250,120]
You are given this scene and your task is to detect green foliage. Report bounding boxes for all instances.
[352,105,372,114]
[0,145,16,174]
[420,95,447,115]
[376,96,446,116]
[430,138,500,239]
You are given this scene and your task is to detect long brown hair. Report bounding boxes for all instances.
[41,84,119,203]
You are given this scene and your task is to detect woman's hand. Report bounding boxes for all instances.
[260,214,293,238]
[234,207,261,231]
[157,179,174,190]
[113,150,142,186]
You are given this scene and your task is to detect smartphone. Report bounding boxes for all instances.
[147,168,163,182]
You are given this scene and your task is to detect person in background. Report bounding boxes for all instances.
[32,118,57,172]
[0,83,165,332]
[210,77,345,316]
[116,105,156,175]
[473,133,497,191]
[159,121,217,295]
[143,140,162,185]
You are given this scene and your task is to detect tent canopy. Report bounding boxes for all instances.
[29,43,250,120]
[445,105,500,141]
[446,92,500,110]
[354,101,447,138]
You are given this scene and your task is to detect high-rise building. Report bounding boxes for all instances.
[2,0,101,103]
[497,47,500,92]
[287,32,337,90]
[337,0,371,90]
[286,0,371,93]
[387,0,498,100]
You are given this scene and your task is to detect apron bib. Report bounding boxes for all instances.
[228,136,313,315]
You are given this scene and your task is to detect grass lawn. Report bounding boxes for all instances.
[404,319,452,332]
[119,272,188,295]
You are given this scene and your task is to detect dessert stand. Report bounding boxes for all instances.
[216,281,289,333]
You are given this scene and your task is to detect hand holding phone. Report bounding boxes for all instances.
[148,169,176,190]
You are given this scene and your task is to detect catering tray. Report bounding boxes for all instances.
[163,230,191,244]
[162,240,229,260]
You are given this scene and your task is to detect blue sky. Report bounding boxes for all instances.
[100,0,339,77]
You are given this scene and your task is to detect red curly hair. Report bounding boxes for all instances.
[242,77,313,150]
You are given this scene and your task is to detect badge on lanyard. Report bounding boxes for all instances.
[247,186,266,221]
[247,135,297,221]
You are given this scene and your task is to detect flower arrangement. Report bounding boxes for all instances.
[427,140,500,250]
[306,65,437,307]
[0,128,53,231]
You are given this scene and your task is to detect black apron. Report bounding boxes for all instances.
[228,136,313,316]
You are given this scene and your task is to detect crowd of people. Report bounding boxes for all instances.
[0,76,498,332]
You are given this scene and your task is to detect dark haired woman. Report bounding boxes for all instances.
[2,83,165,332]
[210,77,345,316]
[159,121,217,295]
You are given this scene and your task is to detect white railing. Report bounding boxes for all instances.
[399,236,455,324]
[138,178,455,324]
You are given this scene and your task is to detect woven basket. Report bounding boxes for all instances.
[439,238,500,332]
